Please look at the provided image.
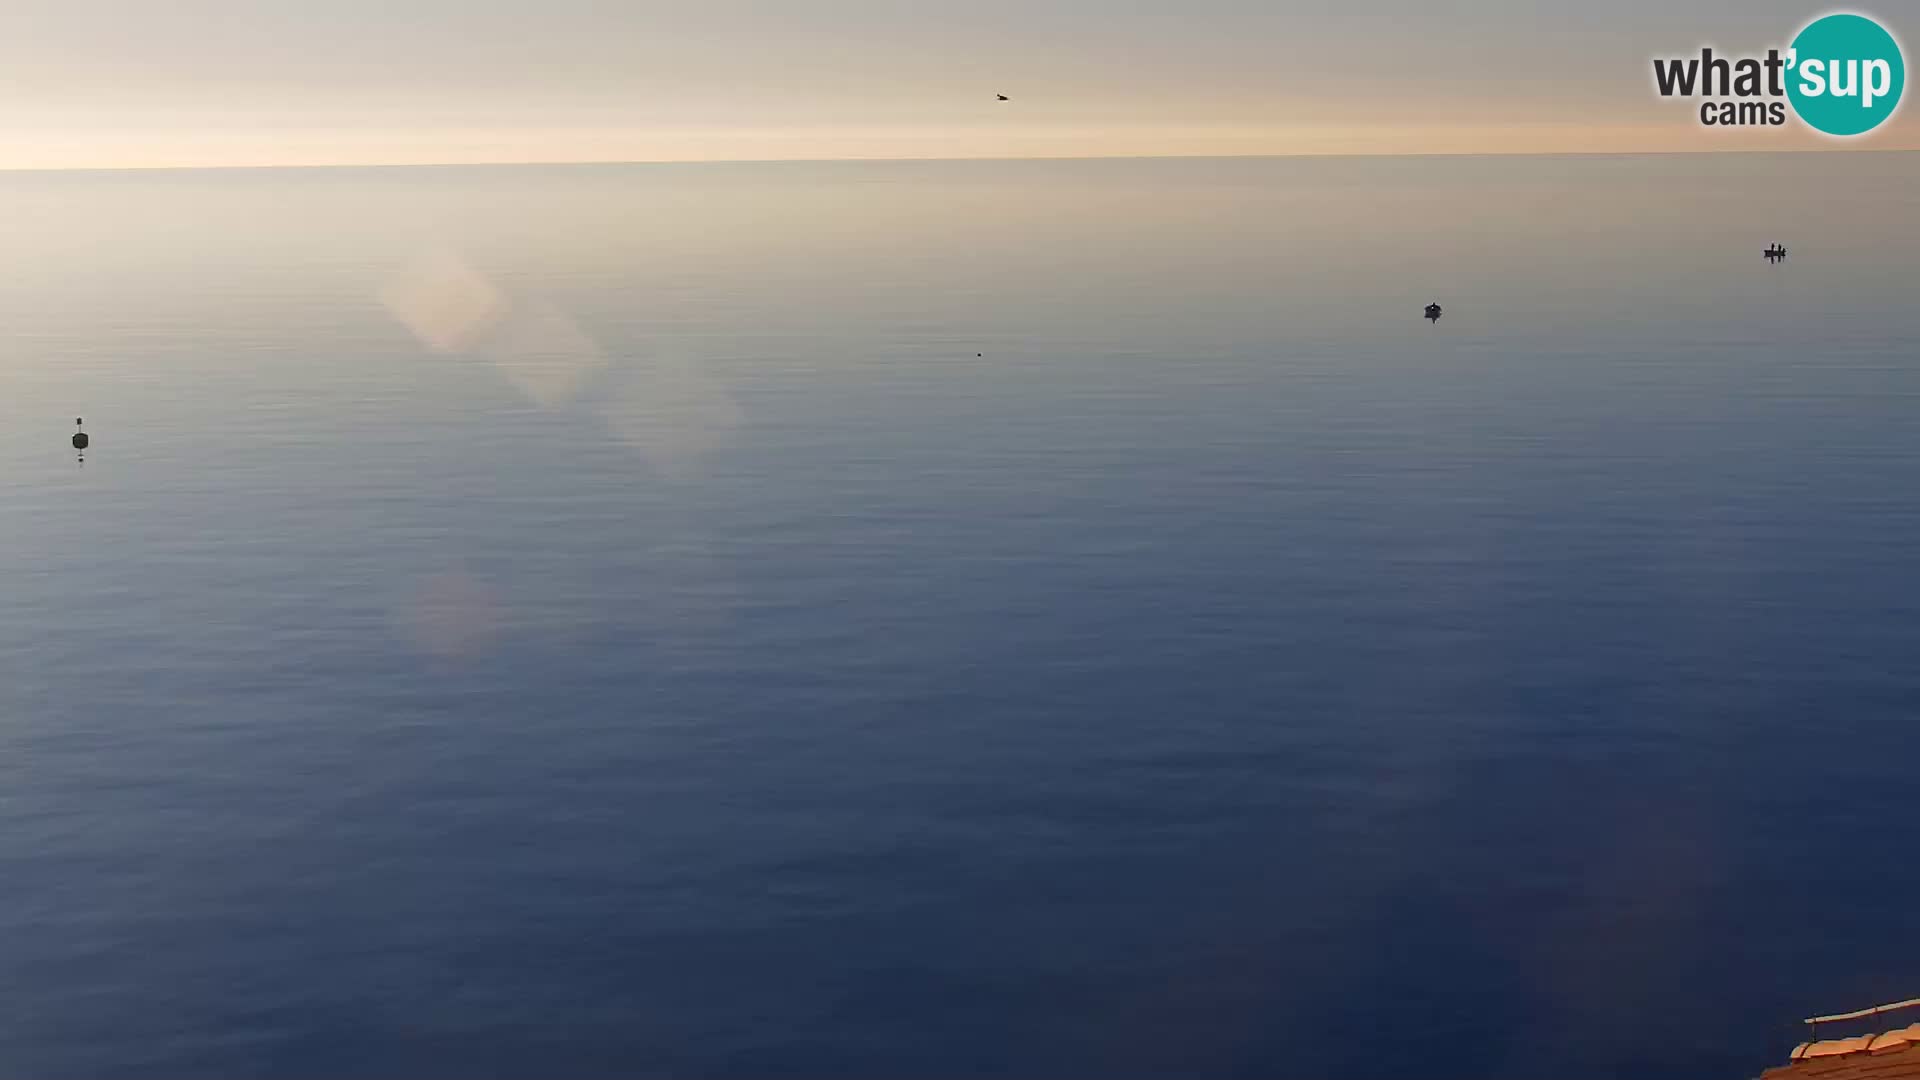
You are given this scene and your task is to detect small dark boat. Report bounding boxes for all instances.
[71,418,88,451]
[1424,302,1443,323]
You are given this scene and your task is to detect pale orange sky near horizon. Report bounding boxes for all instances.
[0,0,1911,169]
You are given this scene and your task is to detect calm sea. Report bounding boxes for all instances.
[3,153,1919,1079]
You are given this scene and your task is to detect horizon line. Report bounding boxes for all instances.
[0,145,1912,176]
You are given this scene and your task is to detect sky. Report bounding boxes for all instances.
[0,0,1912,168]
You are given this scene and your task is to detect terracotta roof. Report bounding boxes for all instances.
[1762,1023,1920,1080]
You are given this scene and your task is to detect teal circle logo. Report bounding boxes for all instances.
[1787,13,1905,136]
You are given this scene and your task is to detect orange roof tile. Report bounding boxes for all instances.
[1762,1031,1920,1080]
[1870,1033,1914,1055]
[1808,1037,1879,1058]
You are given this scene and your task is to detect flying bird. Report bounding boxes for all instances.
[997,94,1010,101]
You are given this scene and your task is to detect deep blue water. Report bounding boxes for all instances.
[3,153,1920,1078]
